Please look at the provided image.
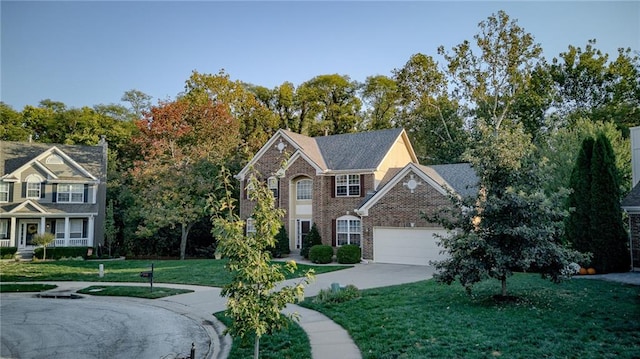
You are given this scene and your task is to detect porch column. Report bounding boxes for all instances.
[87,215,95,246]
[40,217,46,235]
[64,217,70,246]
[10,217,16,246]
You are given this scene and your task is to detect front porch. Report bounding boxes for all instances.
[1,216,95,249]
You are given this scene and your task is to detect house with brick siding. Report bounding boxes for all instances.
[0,139,108,258]
[236,128,477,265]
[621,126,640,271]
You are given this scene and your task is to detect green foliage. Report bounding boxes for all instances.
[301,223,322,259]
[309,245,333,264]
[565,137,594,260]
[77,285,192,299]
[0,284,56,293]
[33,246,89,260]
[0,247,17,259]
[104,199,118,257]
[32,233,56,260]
[313,284,360,304]
[269,225,290,258]
[211,168,314,358]
[336,245,361,264]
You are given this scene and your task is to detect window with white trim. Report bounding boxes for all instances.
[246,218,256,235]
[55,220,65,239]
[0,183,8,202]
[336,175,360,197]
[267,177,278,198]
[26,175,43,198]
[336,215,361,246]
[0,220,8,239]
[69,219,84,238]
[57,184,84,203]
[296,179,312,200]
[46,154,64,164]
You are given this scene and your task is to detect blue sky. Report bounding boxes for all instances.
[2,1,638,110]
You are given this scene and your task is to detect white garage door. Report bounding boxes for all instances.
[373,227,449,266]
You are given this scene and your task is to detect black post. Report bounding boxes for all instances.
[150,263,154,293]
[190,342,195,359]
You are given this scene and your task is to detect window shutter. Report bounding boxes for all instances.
[243,180,248,199]
[84,184,89,203]
[82,219,88,238]
[40,183,45,198]
[52,184,57,203]
[360,174,365,197]
[6,221,11,239]
[51,221,56,234]
[331,219,336,246]
[330,176,335,198]
[21,183,26,198]
[8,183,13,202]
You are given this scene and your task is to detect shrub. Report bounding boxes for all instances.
[309,245,333,264]
[301,223,322,259]
[0,247,17,259]
[269,225,290,258]
[34,246,90,260]
[313,284,360,304]
[337,245,361,264]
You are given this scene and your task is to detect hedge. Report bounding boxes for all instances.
[309,245,333,264]
[34,246,91,260]
[0,247,17,259]
[337,244,361,264]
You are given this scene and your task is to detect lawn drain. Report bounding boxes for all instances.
[36,293,84,299]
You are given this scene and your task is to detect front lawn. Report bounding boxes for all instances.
[0,259,348,287]
[77,285,193,299]
[301,273,640,359]
[0,283,57,292]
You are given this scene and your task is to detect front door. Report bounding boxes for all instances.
[296,220,311,249]
[20,221,39,248]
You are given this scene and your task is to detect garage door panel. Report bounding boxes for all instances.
[373,227,449,266]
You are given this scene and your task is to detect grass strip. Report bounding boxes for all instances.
[301,273,640,359]
[0,259,348,286]
[0,283,57,292]
[214,311,312,359]
[77,285,193,299]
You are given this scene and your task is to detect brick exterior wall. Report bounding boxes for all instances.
[629,214,640,269]
[361,171,449,259]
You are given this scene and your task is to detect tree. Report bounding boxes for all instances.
[32,232,55,260]
[430,123,587,297]
[301,223,322,259]
[104,199,118,257]
[0,103,30,141]
[211,169,314,359]
[564,137,594,260]
[359,75,399,130]
[393,53,468,164]
[131,98,240,259]
[121,89,152,120]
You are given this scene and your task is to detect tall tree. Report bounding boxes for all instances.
[211,170,314,359]
[394,53,467,164]
[0,103,30,141]
[121,89,152,120]
[131,98,240,259]
[360,75,399,130]
[589,133,630,273]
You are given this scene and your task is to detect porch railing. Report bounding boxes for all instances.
[54,238,89,247]
[0,240,10,248]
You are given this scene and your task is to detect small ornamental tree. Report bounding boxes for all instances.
[32,232,55,260]
[301,223,322,259]
[211,168,314,359]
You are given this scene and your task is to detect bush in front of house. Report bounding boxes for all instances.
[301,223,322,259]
[337,245,361,264]
[34,246,90,260]
[313,284,360,304]
[269,225,290,258]
[0,247,17,259]
[309,244,333,264]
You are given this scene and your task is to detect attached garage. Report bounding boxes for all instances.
[373,227,450,266]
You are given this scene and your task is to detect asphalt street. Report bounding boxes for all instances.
[0,294,210,359]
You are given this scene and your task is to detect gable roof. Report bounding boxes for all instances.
[428,163,478,198]
[622,182,640,212]
[0,141,106,182]
[237,128,417,179]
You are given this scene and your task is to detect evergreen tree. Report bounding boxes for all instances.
[301,223,322,259]
[589,133,630,272]
[565,137,595,257]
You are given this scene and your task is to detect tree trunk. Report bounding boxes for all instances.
[254,335,260,359]
[501,276,507,297]
[180,222,193,260]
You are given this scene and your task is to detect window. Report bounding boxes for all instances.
[0,183,8,202]
[57,184,84,203]
[336,216,361,246]
[55,220,65,239]
[46,154,63,164]
[296,179,312,200]
[335,175,360,197]
[0,220,8,239]
[246,218,256,235]
[267,177,278,198]
[69,219,84,238]
[26,175,43,199]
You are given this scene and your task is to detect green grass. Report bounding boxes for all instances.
[301,273,640,359]
[0,259,348,287]
[77,285,193,299]
[214,311,311,359]
[0,283,57,292]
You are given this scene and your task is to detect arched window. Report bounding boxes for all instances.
[25,174,43,199]
[336,215,361,247]
[296,179,312,200]
[45,154,64,164]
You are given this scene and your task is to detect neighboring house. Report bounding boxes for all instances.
[237,128,477,265]
[0,139,108,255]
[621,126,640,271]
